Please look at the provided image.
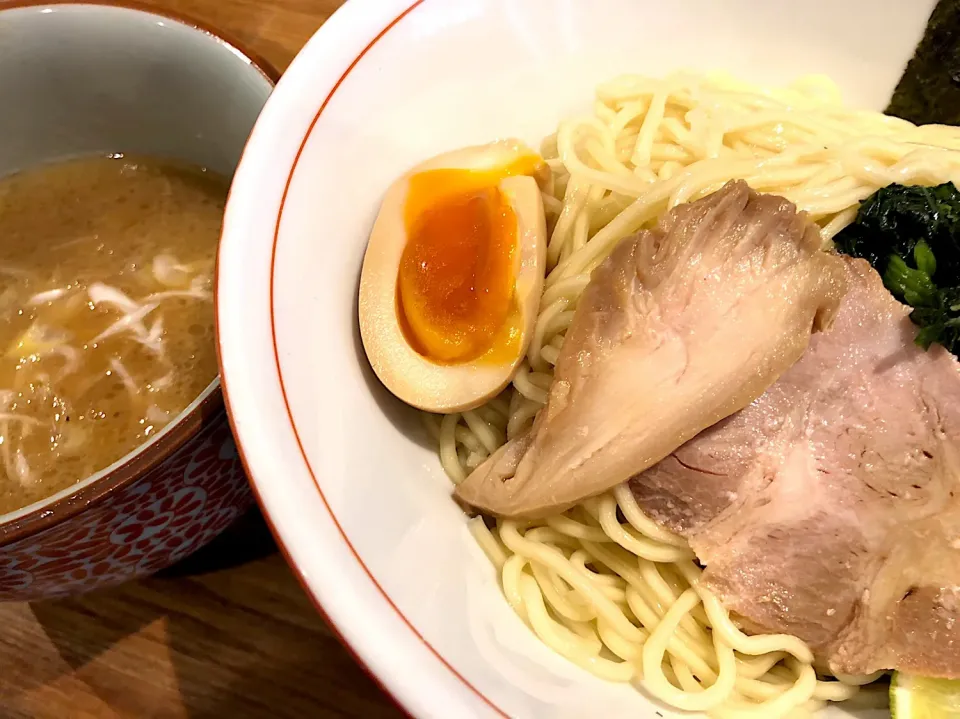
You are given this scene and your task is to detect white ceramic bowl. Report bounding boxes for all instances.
[216,1,938,716]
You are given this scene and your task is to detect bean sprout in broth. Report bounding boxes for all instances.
[0,154,227,515]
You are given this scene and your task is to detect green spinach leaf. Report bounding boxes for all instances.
[833,182,960,356]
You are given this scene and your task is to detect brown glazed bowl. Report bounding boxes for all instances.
[0,1,277,601]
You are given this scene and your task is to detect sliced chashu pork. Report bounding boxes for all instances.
[630,257,960,677]
[455,181,847,518]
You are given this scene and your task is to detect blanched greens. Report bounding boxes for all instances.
[833,182,960,355]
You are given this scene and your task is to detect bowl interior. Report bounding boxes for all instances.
[0,3,270,176]
[219,0,938,716]
[0,3,272,529]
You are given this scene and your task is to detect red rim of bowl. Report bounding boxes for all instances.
[0,0,281,547]
[216,0,510,716]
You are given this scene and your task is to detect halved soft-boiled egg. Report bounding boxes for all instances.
[359,140,549,413]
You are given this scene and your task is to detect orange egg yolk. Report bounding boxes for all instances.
[397,158,542,364]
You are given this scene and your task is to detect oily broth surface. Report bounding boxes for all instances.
[0,155,227,515]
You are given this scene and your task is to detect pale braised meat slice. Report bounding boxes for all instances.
[456,181,846,518]
[631,258,960,677]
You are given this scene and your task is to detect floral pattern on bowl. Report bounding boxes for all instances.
[0,409,251,601]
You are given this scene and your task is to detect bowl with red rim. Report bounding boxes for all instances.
[0,1,276,601]
[216,0,937,716]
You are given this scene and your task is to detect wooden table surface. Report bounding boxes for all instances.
[0,1,403,717]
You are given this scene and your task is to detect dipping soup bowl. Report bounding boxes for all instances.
[0,1,276,601]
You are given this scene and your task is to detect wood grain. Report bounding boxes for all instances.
[0,511,402,719]
[137,0,345,73]
[0,1,402,716]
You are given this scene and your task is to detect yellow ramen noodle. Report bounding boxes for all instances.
[425,72,960,718]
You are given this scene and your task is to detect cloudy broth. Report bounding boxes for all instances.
[0,155,228,515]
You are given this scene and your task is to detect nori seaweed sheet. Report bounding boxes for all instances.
[887,0,960,125]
